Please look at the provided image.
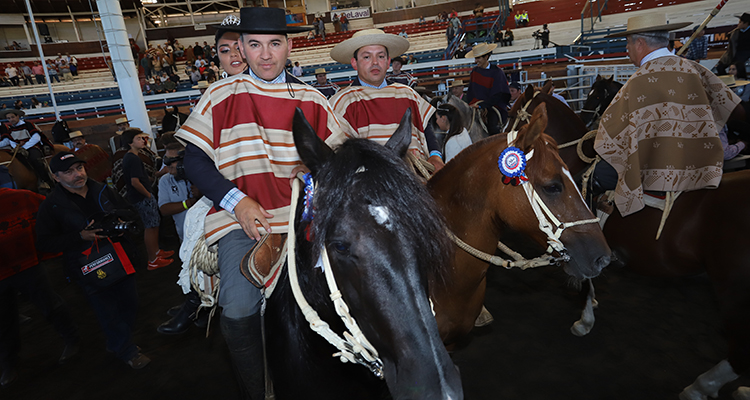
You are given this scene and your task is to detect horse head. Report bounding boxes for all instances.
[434,103,610,281]
[580,75,622,128]
[291,108,463,400]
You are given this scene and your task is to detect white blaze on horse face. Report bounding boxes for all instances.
[563,167,587,205]
[368,205,394,231]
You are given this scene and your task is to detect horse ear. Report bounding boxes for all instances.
[523,84,534,100]
[607,76,614,83]
[515,103,547,152]
[385,107,412,158]
[541,80,553,95]
[595,75,602,82]
[293,107,334,176]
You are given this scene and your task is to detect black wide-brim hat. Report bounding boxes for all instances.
[215,7,312,34]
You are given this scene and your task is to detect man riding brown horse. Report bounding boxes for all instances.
[0,109,55,187]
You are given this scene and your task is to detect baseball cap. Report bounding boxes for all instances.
[49,151,86,173]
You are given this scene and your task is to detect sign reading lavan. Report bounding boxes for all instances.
[332,7,371,21]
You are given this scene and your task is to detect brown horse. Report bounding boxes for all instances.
[428,103,611,347]
[0,144,69,191]
[506,86,750,400]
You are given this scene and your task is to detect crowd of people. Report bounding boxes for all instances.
[2,54,78,87]
[1,6,749,398]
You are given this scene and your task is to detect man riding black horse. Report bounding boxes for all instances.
[0,109,55,187]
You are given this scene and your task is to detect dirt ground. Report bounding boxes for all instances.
[4,223,749,400]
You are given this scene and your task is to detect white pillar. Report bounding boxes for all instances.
[96,0,151,139]
[68,5,82,42]
[23,22,33,45]
[24,0,60,121]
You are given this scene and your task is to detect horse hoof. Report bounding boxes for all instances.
[474,305,494,327]
[733,387,750,400]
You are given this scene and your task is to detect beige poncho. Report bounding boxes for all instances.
[594,55,741,216]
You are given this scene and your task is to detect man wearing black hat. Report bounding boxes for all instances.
[716,13,750,77]
[35,152,150,370]
[175,8,344,399]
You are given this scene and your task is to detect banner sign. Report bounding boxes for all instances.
[332,7,371,21]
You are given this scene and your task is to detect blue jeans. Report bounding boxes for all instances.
[217,229,261,319]
[79,274,138,361]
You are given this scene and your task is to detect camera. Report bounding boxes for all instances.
[532,31,541,39]
[163,150,186,181]
[87,212,140,237]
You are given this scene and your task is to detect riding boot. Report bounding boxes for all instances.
[157,290,201,335]
[220,312,265,400]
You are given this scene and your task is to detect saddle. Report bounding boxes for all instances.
[240,233,288,296]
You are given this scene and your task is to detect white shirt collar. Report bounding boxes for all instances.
[639,47,673,66]
[359,78,388,89]
[247,68,286,84]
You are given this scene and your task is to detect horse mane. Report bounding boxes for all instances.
[311,138,453,287]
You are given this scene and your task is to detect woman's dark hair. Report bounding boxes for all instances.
[121,128,144,147]
[435,103,464,155]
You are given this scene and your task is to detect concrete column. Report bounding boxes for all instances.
[96,0,151,140]
[68,5,82,42]
[22,22,33,45]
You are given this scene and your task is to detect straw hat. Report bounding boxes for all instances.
[69,130,83,139]
[114,116,131,125]
[605,13,691,38]
[314,68,327,75]
[193,81,210,89]
[465,42,498,59]
[330,29,409,64]
[719,75,750,88]
[449,79,465,88]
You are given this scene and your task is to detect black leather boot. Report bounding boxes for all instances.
[220,313,265,400]
[157,290,201,335]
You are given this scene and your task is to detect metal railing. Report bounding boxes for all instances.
[576,0,609,44]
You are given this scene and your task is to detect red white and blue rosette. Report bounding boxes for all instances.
[498,146,529,185]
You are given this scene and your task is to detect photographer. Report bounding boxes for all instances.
[35,152,151,369]
[534,24,551,49]
[155,143,204,335]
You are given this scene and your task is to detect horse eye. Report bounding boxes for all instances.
[330,241,350,255]
[543,183,563,194]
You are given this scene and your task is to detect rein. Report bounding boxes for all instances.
[286,175,384,379]
[0,145,21,167]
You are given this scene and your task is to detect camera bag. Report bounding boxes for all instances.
[76,237,135,288]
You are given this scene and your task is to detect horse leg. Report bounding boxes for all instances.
[570,279,597,336]
[679,360,739,400]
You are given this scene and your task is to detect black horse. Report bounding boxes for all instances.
[579,75,623,129]
[264,109,463,400]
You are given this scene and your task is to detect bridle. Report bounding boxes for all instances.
[579,87,612,129]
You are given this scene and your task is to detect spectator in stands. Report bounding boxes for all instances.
[5,64,19,87]
[209,61,220,78]
[504,29,514,46]
[47,63,60,83]
[129,38,140,62]
[20,63,33,85]
[13,100,24,110]
[449,8,458,19]
[164,77,177,93]
[419,15,426,24]
[399,29,408,39]
[449,79,465,100]
[312,67,340,99]
[332,13,340,32]
[202,41,212,60]
[163,48,175,75]
[521,10,530,26]
[318,17,326,42]
[306,30,315,40]
[192,42,204,59]
[514,10,522,27]
[68,131,87,151]
[210,49,219,67]
[408,54,417,64]
[465,42,510,135]
[140,52,152,79]
[190,67,201,85]
[172,40,183,58]
[32,61,44,84]
[185,45,195,64]
[194,55,207,69]
[684,26,708,61]
[143,79,154,95]
[341,14,349,31]
[153,78,165,94]
[60,60,73,82]
[169,71,180,84]
[454,42,468,59]
[716,13,750,76]
[30,97,42,109]
[285,58,293,72]
[386,56,415,87]
[313,17,320,36]
[329,28,444,171]
[292,61,303,77]
[450,14,462,37]
[151,54,163,77]
[69,55,78,76]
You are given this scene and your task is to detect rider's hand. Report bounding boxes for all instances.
[289,165,310,187]
[81,220,103,241]
[428,155,445,172]
[234,197,274,241]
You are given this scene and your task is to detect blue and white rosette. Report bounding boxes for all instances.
[498,146,529,184]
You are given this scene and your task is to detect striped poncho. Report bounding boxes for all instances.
[176,74,345,245]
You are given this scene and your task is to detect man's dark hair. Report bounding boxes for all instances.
[165,142,184,152]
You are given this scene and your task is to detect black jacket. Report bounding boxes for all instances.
[36,179,136,274]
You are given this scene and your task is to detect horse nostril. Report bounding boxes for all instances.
[595,255,611,270]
